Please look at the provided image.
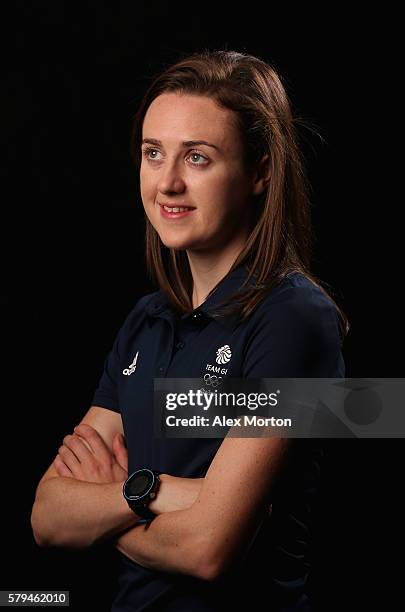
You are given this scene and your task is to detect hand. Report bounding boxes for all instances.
[53,423,128,484]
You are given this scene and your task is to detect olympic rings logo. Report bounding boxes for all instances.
[204,373,223,387]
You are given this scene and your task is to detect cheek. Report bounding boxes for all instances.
[197,170,249,216]
[192,169,232,203]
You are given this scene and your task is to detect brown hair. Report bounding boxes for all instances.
[129,49,349,340]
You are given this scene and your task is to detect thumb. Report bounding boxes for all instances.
[112,432,128,472]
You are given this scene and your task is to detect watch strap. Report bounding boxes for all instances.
[131,503,157,520]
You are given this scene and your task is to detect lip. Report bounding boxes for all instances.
[158,202,196,220]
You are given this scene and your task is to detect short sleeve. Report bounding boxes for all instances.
[91,331,122,413]
[243,285,345,378]
[91,295,151,413]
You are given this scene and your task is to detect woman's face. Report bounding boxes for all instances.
[140,92,258,253]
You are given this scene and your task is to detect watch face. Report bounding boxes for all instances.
[126,471,152,499]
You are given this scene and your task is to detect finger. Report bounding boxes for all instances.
[58,442,82,471]
[72,433,92,453]
[53,454,74,478]
[63,434,93,464]
[112,433,128,471]
[73,424,112,461]
[113,431,127,450]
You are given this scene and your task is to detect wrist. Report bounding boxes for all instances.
[116,480,139,525]
[149,473,172,515]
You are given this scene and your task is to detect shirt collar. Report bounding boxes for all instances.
[145,264,253,331]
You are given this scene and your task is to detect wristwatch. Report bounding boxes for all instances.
[123,468,161,520]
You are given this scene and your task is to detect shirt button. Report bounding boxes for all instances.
[158,367,164,373]
[176,341,185,349]
[192,312,204,321]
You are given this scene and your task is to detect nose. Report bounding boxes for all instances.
[157,158,186,195]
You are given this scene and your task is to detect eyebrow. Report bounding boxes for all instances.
[142,138,221,152]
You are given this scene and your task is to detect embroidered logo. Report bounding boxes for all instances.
[215,344,232,365]
[200,344,232,395]
[122,351,139,376]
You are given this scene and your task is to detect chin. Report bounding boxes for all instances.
[155,228,194,250]
[159,236,194,250]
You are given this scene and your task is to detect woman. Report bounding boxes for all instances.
[31,50,348,611]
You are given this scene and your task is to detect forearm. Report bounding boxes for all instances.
[114,474,207,578]
[114,507,207,579]
[114,474,271,579]
[31,477,137,549]
[149,474,204,514]
[114,502,268,581]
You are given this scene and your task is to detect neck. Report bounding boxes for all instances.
[187,235,247,310]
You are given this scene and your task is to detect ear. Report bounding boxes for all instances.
[252,154,271,196]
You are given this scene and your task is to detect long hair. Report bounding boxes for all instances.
[129,49,349,340]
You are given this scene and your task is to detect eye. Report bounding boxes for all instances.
[141,147,209,166]
[142,147,162,161]
[187,151,209,166]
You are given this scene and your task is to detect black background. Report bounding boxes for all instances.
[1,3,402,611]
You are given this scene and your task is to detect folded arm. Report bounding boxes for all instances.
[32,477,137,548]
[31,407,136,548]
[31,407,203,552]
[114,433,288,580]
[33,408,281,581]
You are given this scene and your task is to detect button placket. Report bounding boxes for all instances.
[155,315,175,377]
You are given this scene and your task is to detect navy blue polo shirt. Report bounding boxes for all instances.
[92,265,345,611]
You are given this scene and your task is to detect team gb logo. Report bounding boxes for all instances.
[216,344,232,365]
